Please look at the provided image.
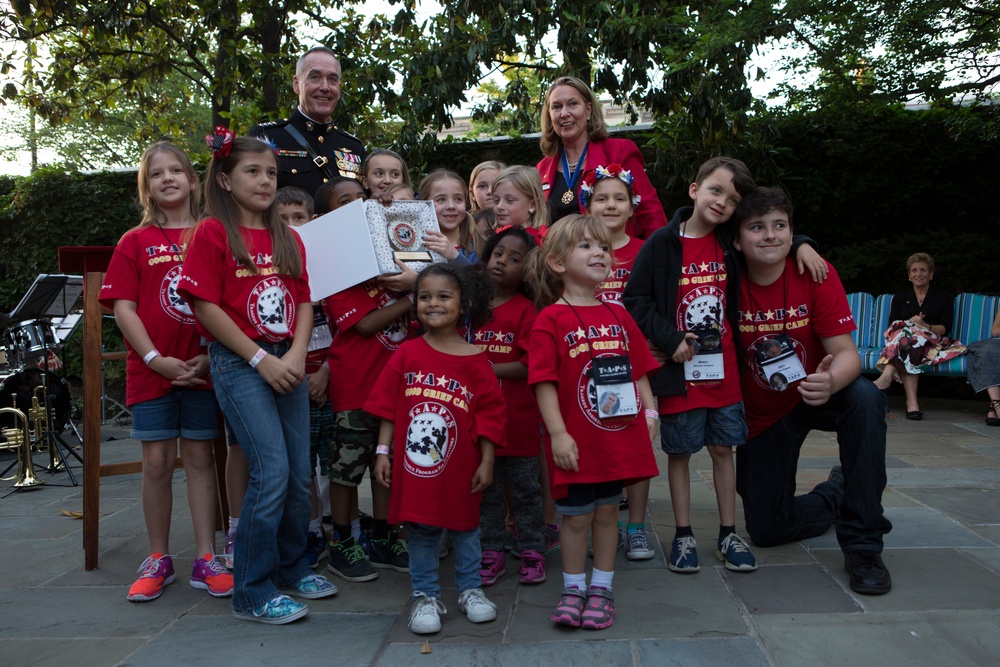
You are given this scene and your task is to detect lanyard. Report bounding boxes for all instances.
[561,298,626,365]
[677,222,723,328]
[743,271,790,333]
[560,143,589,203]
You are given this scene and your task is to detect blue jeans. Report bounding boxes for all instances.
[736,377,893,552]
[209,341,312,613]
[407,523,481,599]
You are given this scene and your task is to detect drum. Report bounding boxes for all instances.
[0,368,72,434]
[3,320,60,368]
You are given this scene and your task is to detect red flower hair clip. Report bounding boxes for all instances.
[205,125,235,159]
[579,163,642,208]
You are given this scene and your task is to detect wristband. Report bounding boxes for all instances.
[406,292,415,304]
[249,348,268,368]
[644,409,659,420]
[143,349,161,366]
[376,445,391,456]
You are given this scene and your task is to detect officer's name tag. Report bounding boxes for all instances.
[592,356,638,419]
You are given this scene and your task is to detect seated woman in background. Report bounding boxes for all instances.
[872,252,967,420]
[967,308,1000,427]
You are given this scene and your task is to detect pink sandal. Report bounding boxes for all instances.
[580,586,615,630]
[550,586,587,627]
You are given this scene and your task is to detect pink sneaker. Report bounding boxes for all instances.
[479,550,506,586]
[190,554,234,597]
[517,550,546,584]
[127,553,176,602]
[580,586,615,630]
[550,586,586,627]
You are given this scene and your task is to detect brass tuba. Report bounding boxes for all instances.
[1,406,44,489]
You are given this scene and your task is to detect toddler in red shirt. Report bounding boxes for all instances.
[526,215,660,631]
[367,263,506,635]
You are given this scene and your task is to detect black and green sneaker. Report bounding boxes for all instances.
[326,536,378,582]
[369,532,410,572]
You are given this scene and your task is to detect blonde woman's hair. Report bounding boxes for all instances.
[539,76,609,157]
[906,252,935,274]
[418,169,473,253]
[468,160,506,213]
[492,165,550,230]
[203,136,303,278]
[526,214,614,309]
[136,142,200,228]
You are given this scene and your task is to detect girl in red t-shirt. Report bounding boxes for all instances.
[101,142,233,604]
[526,215,660,631]
[581,165,654,561]
[474,226,549,587]
[368,264,506,635]
[179,132,336,625]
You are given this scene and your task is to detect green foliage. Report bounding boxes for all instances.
[775,102,1000,295]
[0,167,137,310]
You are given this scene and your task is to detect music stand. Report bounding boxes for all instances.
[5,274,84,486]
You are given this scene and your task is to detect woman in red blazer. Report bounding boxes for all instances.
[535,76,667,239]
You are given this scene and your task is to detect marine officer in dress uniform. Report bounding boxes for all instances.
[249,46,366,196]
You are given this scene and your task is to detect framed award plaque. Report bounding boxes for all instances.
[366,200,446,274]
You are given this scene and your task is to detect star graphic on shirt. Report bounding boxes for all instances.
[436,375,449,388]
[495,330,505,340]
[680,265,688,274]
[788,305,799,317]
[699,261,710,273]
[157,244,169,253]
[475,331,484,341]
[743,311,754,322]
[599,324,611,337]
[413,371,425,384]
[575,327,586,340]
[461,385,472,401]
[263,253,273,264]
[765,310,776,320]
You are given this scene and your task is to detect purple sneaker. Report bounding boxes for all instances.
[518,550,546,584]
[190,554,234,597]
[479,550,506,586]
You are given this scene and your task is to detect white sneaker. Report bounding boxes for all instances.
[458,587,497,623]
[409,593,446,634]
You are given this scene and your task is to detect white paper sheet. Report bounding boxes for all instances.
[291,198,381,301]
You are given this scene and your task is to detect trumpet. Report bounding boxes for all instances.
[1,406,44,489]
[29,385,60,469]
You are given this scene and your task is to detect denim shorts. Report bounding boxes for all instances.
[556,481,624,516]
[130,389,220,442]
[659,401,747,455]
